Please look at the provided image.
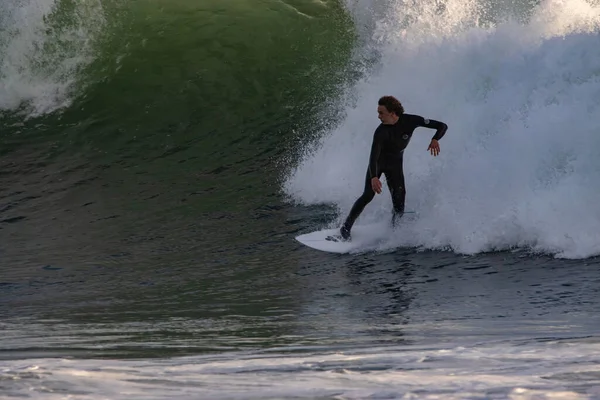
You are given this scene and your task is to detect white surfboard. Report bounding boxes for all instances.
[295,212,417,254]
[295,222,390,254]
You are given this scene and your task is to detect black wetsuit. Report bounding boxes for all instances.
[341,113,447,236]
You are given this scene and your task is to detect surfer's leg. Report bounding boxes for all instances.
[385,166,406,227]
[341,170,378,239]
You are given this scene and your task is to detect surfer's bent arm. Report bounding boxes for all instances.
[417,116,448,141]
[368,128,384,179]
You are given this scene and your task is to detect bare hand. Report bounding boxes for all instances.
[428,139,440,156]
[371,177,382,194]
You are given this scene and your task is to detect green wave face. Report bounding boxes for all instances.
[1,0,355,166]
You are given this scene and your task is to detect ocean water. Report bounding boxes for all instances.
[1,0,600,398]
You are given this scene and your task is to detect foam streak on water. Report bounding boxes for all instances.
[2,337,600,399]
[286,0,600,259]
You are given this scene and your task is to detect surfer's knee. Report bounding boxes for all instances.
[361,191,375,203]
[392,186,405,198]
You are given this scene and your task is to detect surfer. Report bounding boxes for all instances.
[339,95,447,241]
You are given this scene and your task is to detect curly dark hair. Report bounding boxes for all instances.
[378,96,404,116]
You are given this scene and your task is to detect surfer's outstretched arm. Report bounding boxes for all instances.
[415,116,447,157]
